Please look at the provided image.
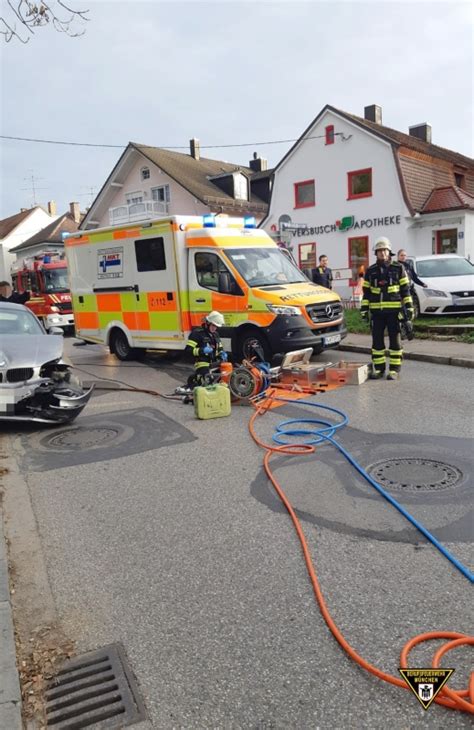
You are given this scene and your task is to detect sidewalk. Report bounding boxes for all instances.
[338,333,473,368]
[0,509,22,730]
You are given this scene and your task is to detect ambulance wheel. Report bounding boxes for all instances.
[110,329,134,361]
[237,329,271,363]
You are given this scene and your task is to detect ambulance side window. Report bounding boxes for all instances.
[134,237,166,272]
[195,252,243,295]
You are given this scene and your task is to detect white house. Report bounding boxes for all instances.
[10,202,83,260]
[81,140,271,231]
[261,104,474,297]
[0,204,58,281]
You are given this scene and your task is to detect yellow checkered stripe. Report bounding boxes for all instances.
[399,276,409,286]
[402,296,413,306]
[371,348,386,365]
[72,291,181,336]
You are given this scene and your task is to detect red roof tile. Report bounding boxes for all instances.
[421,186,474,213]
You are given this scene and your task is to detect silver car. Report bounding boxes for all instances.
[0,302,92,424]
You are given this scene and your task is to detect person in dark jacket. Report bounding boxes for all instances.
[0,281,30,304]
[311,255,333,289]
[397,250,427,291]
[361,238,413,381]
[186,310,227,387]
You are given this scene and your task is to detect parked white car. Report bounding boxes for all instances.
[409,254,474,316]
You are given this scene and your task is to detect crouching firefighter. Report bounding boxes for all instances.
[361,237,414,381]
[186,311,228,387]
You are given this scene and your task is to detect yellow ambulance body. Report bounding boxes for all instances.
[65,215,346,360]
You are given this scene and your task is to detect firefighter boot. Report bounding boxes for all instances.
[386,370,400,381]
[369,365,385,380]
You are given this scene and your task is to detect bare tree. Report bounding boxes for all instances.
[1,1,89,43]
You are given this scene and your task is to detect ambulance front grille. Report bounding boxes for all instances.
[306,302,343,323]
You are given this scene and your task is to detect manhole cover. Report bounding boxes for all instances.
[367,458,462,492]
[45,643,146,728]
[46,427,120,451]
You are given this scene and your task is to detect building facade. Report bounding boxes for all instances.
[0,205,57,281]
[81,140,271,231]
[261,105,474,297]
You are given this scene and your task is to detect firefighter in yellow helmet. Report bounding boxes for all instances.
[360,238,413,380]
[186,311,227,386]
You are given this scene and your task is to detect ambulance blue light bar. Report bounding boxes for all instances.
[203,214,216,228]
[244,216,256,228]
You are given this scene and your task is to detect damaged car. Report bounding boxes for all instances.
[0,302,92,424]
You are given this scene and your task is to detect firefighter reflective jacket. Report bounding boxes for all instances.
[361,261,413,313]
[186,325,224,370]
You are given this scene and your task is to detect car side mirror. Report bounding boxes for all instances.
[49,327,64,336]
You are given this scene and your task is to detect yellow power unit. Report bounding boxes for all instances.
[194,385,231,420]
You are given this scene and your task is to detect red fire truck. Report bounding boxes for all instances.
[11,251,75,333]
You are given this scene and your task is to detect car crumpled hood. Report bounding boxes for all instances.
[0,335,63,370]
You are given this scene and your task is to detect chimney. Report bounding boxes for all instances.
[47,200,57,216]
[364,104,382,124]
[190,138,200,160]
[249,152,268,173]
[69,201,81,223]
[409,123,432,144]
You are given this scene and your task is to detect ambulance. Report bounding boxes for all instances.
[64,215,347,361]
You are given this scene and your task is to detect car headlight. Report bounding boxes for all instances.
[266,304,302,316]
[423,289,448,297]
[50,306,60,313]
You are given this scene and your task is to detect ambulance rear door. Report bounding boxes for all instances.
[126,224,184,347]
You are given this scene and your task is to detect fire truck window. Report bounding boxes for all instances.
[134,237,166,272]
[28,273,39,292]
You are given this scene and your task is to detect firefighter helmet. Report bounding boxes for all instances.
[205,311,225,327]
[374,237,392,252]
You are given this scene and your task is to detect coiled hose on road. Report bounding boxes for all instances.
[249,392,474,714]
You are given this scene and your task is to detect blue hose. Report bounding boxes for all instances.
[271,397,473,584]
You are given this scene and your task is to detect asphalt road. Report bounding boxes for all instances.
[4,340,473,729]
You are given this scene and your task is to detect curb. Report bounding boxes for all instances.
[0,509,22,730]
[337,343,474,369]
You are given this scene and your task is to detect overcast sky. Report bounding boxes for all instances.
[0,0,472,219]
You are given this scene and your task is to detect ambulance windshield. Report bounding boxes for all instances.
[43,268,69,292]
[226,248,307,287]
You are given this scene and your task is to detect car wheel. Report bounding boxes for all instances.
[110,329,134,361]
[236,329,272,363]
[312,344,324,356]
[412,293,420,319]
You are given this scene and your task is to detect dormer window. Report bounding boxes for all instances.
[234,173,248,200]
[141,167,150,181]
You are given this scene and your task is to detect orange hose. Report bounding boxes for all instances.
[248,394,473,714]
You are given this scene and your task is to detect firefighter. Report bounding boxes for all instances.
[186,311,227,387]
[360,238,413,380]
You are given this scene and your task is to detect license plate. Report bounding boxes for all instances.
[323,334,341,345]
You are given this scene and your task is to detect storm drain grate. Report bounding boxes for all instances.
[367,458,462,493]
[45,643,147,729]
